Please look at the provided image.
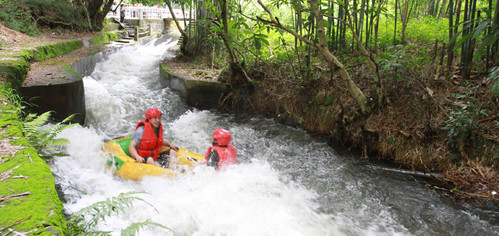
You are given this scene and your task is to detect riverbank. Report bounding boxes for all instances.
[162,55,498,205]
[0,25,119,234]
[0,25,496,235]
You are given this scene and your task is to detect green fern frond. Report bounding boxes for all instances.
[39,152,70,158]
[46,114,77,139]
[69,192,151,231]
[78,231,112,236]
[18,111,80,159]
[47,138,71,146]
[121,220,172,236]
[22,111,52,137]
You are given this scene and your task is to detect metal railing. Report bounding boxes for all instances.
[107,5,194,20]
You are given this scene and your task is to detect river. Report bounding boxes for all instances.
[50,35,498,235]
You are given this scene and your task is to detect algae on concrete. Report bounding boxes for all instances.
[0,86,66,235]
[0,31,122,235]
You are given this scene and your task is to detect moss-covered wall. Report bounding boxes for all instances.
[0,32,121,235]
[91,32,122,45]
[0,84,66,235]
[34,40,83,62]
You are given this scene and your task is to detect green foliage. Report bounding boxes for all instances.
[0,0,38,36]
[0,0,91,35]
[442,93,488,149]
[324,96,335,106]
[121,220,172,236]
[487,67,499,94]
[378,45,406,79]
[21,111,78,159]
[3,87,25,116]
[405,17,449,44]
[66,192,170,235]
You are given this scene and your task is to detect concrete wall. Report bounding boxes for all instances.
[159,64,227,110]
[20,80,86,124]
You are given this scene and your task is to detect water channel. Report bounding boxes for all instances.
[50,35,498,235]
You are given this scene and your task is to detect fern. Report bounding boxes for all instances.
[67,192,161,234]
[488,66,499,94]
[2,86,27,117]
[121,220,172,236]
[21,111,78,159]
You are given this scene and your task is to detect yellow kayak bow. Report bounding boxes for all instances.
[103,136,205,181]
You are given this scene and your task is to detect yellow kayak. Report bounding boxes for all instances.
[103,136,205,181]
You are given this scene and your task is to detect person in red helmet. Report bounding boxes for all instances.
[129,108,179,167]
[205,128,237,170]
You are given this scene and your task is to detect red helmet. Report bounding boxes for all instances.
[213,128,231,146]
[145,108,162,120]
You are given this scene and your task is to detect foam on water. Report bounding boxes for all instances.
[54,125,343,235]
[50,35,498,235]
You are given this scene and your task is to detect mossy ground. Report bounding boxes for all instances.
[0,87,66,235]
[0,28,121,235]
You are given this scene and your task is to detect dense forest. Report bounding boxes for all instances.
[1,0,497,202]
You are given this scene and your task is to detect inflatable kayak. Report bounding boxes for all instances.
[103,136,205,181]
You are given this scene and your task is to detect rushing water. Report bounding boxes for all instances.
[51,35,498,236]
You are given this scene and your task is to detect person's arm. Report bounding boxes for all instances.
[162,141,179,151]
[129,140,144,163]
[206,149,219,169]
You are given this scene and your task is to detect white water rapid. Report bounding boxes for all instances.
[51,35,498,236]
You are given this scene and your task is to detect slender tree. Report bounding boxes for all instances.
[400,0,415,43]
[249,0,369,113]
[344,0,384,106]
[394,0,398,44]
[164,0,192,56]
[447,0,454,73]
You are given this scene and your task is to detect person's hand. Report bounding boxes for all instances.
[135,155,144,163]
[171,144,179,151]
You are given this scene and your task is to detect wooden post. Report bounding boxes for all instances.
[134,26,139,41]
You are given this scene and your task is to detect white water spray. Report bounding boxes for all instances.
[52,35,498,236]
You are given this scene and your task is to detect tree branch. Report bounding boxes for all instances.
[252,0,316,47]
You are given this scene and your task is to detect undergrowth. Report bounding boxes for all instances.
[66,191,171,235]
[3,87,77,159]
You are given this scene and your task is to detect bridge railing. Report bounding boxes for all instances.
[107,5,194,20]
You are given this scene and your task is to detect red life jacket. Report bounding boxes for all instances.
[205,143,237,170]
[135,120,163,160]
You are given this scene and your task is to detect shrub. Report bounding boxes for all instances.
[0,0,38,36]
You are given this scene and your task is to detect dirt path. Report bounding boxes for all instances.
[1,24,102,86]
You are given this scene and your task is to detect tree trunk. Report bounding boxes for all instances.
[491,0,499,64]
[394,0,398,44]
[253,0,369,113]
[447,0,454,73]
[219,0,252,88]
[309,0,369,113]
[165,0,191,56]
[374,0,385,53]
[345,0,384,107]
[400,0,415,43]
[219,0,236,64]
[439,0,448,18]
[83,0,114,30]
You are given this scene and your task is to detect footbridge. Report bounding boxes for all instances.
[107,5,194,21]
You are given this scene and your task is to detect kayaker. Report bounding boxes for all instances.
[129,108,179,167]
[205,128,237,170]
